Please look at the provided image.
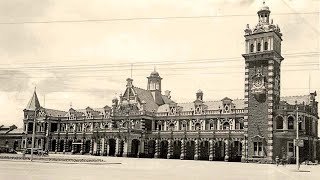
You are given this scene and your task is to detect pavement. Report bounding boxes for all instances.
[0,154,319,180]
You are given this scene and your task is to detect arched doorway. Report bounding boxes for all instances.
[186,141,195,160]
[85,140,91,154]
[230,141,242,162]
[67,140,72,152]
[160,140,168,159]
[215,141,225,161]
[73,140,81,154]
[59,140,64,152]
[51,139,56,152]
[131,139,140,157]
[147,140,156,158]
[108,139,116,156]
[200,141,209,160]
[172,140,181,159]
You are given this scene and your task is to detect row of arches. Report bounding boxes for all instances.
[46,138,242,162]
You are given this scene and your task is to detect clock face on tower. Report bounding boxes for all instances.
[253,78,263,89]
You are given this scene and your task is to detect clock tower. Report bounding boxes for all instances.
[242,2,283,162]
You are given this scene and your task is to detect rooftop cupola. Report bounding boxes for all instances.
[257,1,271,25]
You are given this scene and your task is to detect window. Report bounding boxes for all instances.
[288,116,294,129]
[254,142,263,156]
[288,142,294,153]
[257,43,261,52]
[276,116,283,129]
[223,122,230,130]
[250,44,254,52]
[195,123,201,130]
[209,123,214,130]
[264,41,268,51]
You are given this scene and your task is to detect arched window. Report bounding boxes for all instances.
[195,123,201,130]
[276,116,283,129]
[250,44,254,52]
[264,41,268,51]
[223,122,230,130]
[257,43,261,52]
[288,116,294,129]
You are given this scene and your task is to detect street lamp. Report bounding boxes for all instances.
[295,101,302,171]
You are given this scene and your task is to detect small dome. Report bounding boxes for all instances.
[150,71,159,77]
[197,89,203,94]
[112,96,118,101]
[141,100,146,104]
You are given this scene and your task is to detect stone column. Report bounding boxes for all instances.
[123,139,132,157]
[55,139,58,154]
[224,139,229,162]
[194,139,199,160]
[154,139,160,158]
[144,140,148,155]
[209,139,214,161]
[71,139,75,154]
[139,140,145,158]
[40,139,44,150]
[80,139,84,154]
[167,139,172,159]
[96,138,101,156]
[63,139,67,153]
[100,138,104,156]
[115,138,120,156]
[104,138,108,156]
[89,139,93,154]
[180,139,186,160]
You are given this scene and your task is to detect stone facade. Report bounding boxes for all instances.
[4,3,320,164]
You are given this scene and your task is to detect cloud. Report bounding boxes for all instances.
[0,0,50,56]
[0,70,30,92]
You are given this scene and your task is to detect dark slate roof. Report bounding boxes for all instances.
[44,108,68,117]
[280,95,311,105]
[157,98,245,113]
[133,87,159,112]
[162,95,175,104]
[25,91,41,110]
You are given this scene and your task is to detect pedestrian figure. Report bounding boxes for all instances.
[275,156,279,166]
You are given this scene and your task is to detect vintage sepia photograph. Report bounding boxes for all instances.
[0,0,319,179]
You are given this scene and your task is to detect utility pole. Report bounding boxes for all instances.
[295,101,300,171]
[31,108,37,161]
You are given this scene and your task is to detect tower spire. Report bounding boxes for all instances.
[26,88,41,110]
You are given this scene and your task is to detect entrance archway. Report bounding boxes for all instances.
[230,141,242,162]
[147,140,156,158]
[200,141,209,160]
[172,140,181,159]
[108,139,116,156]
[67,140,72,152]
[59,140,64,152]
[186,141,195,160]
[215,141,225,161]
[85,140,91,153]
[51,139,56,152]
[160,140,168,159]
[131,139,140,157]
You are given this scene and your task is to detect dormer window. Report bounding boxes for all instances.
[264,41,268,51]
[250,44,254,52]
[257,43,261,52]
[169,107,176,115]
[224,104,230,113]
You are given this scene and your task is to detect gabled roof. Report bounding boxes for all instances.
[25,90,41,110]
[133,87,159,112]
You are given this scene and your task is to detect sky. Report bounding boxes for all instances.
[0,0,319,129]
